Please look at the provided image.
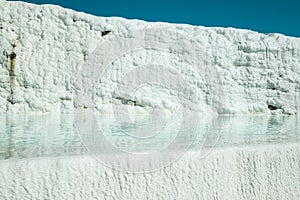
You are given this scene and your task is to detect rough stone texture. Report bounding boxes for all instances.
[0,2,300,199]
[0,1,300,114]
[0,144,300,200]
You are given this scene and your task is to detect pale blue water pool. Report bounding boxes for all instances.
[0,114,299,160]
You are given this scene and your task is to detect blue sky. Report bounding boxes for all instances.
[22,0,300,37]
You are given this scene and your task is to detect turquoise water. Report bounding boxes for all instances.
[0,114,85,160]
[0,114,299,160]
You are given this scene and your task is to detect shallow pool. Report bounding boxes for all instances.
[0,114,299,160]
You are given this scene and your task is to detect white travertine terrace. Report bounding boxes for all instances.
[0,2,300,199]
[0,1,300,114]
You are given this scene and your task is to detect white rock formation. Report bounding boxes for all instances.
[1,3,300,199]
[0,1,300,114]
[1,143,300,199]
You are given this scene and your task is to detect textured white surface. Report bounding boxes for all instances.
[0,144,299,199]
[0,1,300,114]
[1,2,300,200]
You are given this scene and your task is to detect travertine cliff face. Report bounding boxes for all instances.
[1,3,300,200]
[0,1,300,114]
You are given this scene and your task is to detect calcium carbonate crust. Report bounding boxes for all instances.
[0,1,300,114]
[1,143,300,199]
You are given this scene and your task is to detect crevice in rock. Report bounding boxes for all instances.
[268,105,280,111]
[115,97,142,107]
[101,30,111,37]
[8,40,17,103]
[0,26,2,41]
